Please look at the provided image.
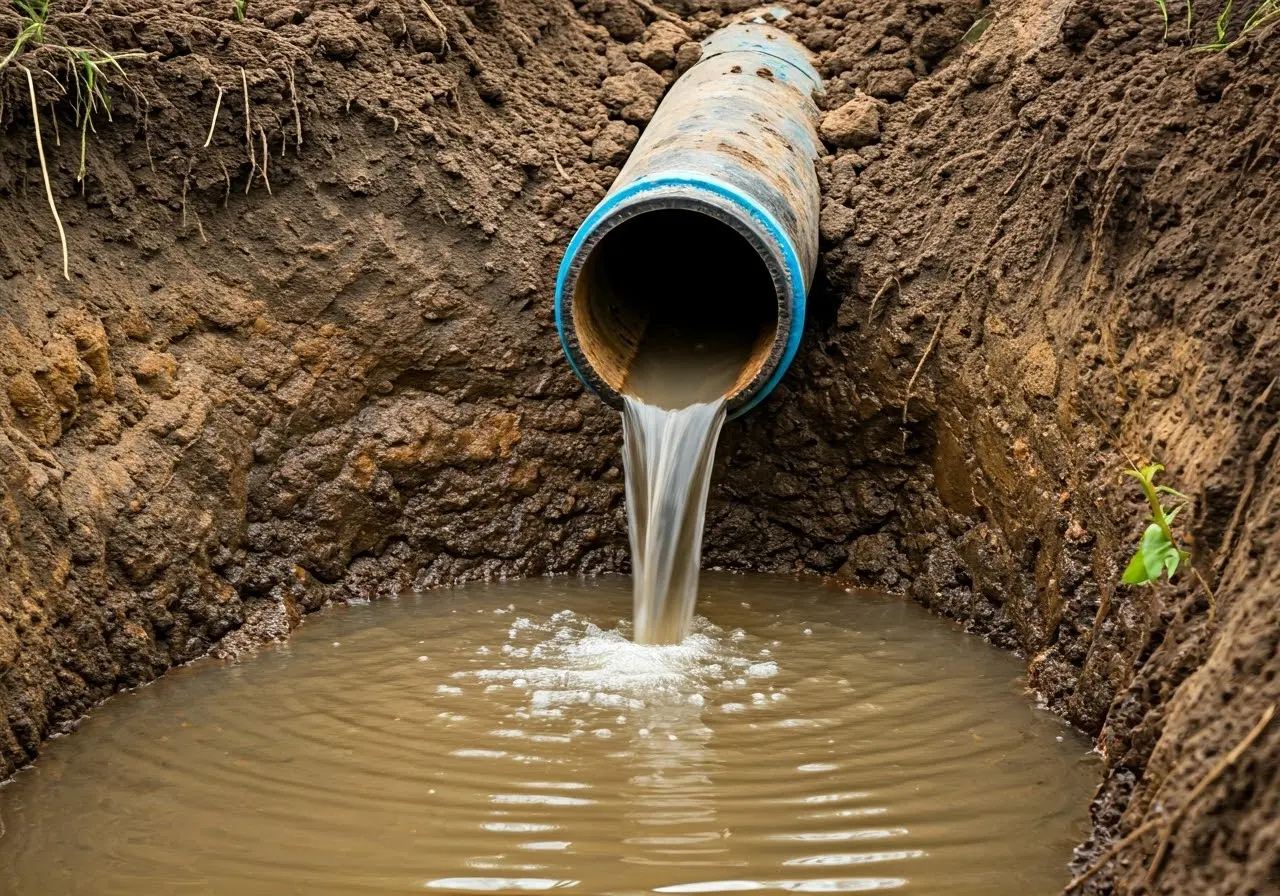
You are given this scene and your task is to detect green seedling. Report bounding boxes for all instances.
[1121,463,1192,585]
[1152,0,1171,37]
[1215,0,1234,42]
[1205,0,1280,46]
[1150,0,1197,39]
[232,0,247,22]
[69,48,143,181]
[1150,0,1280,48]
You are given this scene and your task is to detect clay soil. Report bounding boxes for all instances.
[1,0,1278,893]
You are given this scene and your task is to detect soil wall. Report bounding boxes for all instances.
[1,1,1277,893]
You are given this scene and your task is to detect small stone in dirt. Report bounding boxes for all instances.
[638,21,686,72]
[674,41,702,74]
[598,0,645,42]
[819,93,881,149]
[601,65,666,126]
[518,146,545,170]
[867,68,915,101]
[590,120,639,166]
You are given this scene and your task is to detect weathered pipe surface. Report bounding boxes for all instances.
[555,23,823,417]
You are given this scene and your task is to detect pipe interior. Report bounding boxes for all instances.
[572,209,780,409]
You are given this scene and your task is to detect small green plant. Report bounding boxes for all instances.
[232,0,247,23]
[1121,463,1191,586]
[1152,0,1171,37]
[1200,0,1280,47]
[1149,0,1280,48]
[1214,0,1234,42]
[0,0,146,278]
[1150,0,1196,39]
[70,48,144,181]
[0,0,48,67]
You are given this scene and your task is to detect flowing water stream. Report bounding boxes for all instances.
[622,396,726,644]
[0,574,1098,895]
[620,326,743,645]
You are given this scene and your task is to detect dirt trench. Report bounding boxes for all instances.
[1,0,1278,893]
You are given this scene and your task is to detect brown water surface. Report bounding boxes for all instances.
[0,574,1099,895]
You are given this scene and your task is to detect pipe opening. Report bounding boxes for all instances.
[572,207,781,410]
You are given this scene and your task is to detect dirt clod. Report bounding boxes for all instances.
[866,68,916,101]
[637,21,687,71]
[591,119,641,166]
[601,64,668,125]
[819,92,882,148]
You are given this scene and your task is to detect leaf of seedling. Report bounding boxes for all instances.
[1123,522,1183,584]
[1216,0,1234,43]
[1152,0,1170,38]
[1122,541,1154,585]
[1123,463,1164,486]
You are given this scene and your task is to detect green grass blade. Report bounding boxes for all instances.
[1217,0,1234,42]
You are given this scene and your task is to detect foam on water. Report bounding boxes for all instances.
[463,608,777,720]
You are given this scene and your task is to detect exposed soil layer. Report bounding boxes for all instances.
[1,1,1278,894]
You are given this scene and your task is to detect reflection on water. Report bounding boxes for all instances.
[0,574,1099,895]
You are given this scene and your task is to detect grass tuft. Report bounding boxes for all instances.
[68,47,146,180]
[1199,0,1280,48]
[1,0,47,69]
[1152,0,1280,48]
[2,0,147,277]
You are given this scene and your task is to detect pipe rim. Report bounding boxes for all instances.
[555,175,807,418]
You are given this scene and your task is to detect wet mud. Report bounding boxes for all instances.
[1,1,1278,893]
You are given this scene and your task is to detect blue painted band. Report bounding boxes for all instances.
[554,173,808,419]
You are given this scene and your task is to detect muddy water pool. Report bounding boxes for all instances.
[0,574,1098,895]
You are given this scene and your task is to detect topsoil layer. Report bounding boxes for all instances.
[1,1,1278,893]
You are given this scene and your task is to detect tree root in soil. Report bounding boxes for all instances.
[1064,703,1276,892]
[902,315,945,426]
[24,65,68,281]
[241,66,256,193]
[204,82,223,148]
